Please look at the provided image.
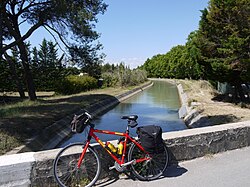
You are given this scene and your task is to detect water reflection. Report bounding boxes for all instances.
[60,80,186,147]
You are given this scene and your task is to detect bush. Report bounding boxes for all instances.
[55,75,98,95]
[101,72,119,87]
[130,69,148,86]
[101,69,147,88]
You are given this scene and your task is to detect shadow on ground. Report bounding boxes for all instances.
[189,114,240,128]
[163,164,188,178]
[94,163,188,187]
[212,93,250,107]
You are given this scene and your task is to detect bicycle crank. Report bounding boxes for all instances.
[109,160,136,172]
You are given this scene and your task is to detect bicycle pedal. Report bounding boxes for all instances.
[109,165,116,170]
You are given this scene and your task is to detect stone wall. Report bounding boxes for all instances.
[164,120,250,161]
[1,120,250,186]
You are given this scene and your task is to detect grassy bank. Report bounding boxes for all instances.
[178,79,250,126]
[0,82,150,155]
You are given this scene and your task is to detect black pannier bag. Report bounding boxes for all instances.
[136,125,165,154]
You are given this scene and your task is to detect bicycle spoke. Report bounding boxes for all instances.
[128,143,169,181]
[53,143,101,187]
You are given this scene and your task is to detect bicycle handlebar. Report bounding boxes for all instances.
[83,111,138,128]
[84,111,92,119]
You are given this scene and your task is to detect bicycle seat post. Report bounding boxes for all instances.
[126,120,130,133]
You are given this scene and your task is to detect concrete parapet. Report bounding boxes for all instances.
[164,120,250,161]
[177,83,189,119]
[176,82,207,128]
[1,120,250,186]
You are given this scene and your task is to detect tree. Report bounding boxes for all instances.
[196,0,250,101]
[1,0,107,100]
[30,39,65,91]
[0,58,14,93]
[69,44,104,78]
[141,43,203,80]
[182,31,203,79]
[3,47,25,98]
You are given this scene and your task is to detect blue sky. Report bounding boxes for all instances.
[96,0,209,68]
[27,0,209,69]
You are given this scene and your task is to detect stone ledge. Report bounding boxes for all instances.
[1,120,250,186]
[164,120,250,161]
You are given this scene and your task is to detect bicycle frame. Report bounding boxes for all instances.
[77,126,150,168]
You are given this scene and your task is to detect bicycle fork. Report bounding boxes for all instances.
[77,141,90,168]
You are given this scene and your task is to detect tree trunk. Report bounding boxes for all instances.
[0,2,2,59]
[17,41,37,101]
[4,53,25,98]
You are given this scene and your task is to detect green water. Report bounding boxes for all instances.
[60,80,186,146]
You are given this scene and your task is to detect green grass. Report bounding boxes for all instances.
[0,100,42,118]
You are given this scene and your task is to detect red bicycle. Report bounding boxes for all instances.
[53,112,169,187]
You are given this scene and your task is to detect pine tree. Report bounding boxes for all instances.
[196,0,250,101]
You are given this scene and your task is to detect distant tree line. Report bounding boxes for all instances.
[0,38,147,96]
[141,0,250,102]
[0,39,79,94]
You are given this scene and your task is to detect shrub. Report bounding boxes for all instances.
[55,75,98,95]
[101,72,119,87]
[101,68,148,88]
[130,69,148,85]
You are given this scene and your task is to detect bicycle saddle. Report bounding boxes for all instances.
[121,115,138,121]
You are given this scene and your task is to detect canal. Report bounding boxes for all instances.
[60,80,187,147]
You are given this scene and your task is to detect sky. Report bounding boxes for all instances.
[95,0,209,68]
[27,0,209,69]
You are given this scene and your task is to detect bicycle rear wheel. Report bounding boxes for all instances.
[128,142,169,181]
[53,143,101,187]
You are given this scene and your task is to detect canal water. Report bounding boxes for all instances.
[60,80,186,147]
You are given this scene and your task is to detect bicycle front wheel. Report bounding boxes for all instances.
[128,142,169,181]
[53,143,101,187]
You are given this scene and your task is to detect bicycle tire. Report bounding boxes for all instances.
[53,143,101,187]
[128,141,169,181]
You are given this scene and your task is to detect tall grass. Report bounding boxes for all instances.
[0,100,41,118]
